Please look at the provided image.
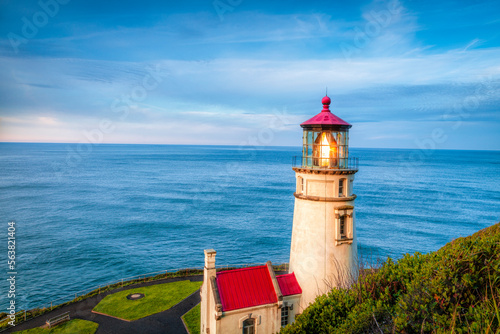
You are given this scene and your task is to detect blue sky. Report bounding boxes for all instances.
[1,0,499,149]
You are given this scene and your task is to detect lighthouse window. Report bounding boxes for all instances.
[339,179,345,197]
[297,176,304,194]
[242,318,255,334]
[281,305,289,326]
[339,216,346,238]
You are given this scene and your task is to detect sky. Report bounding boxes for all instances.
[0,0,499,149]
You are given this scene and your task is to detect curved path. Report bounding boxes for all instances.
[6,275,203,334]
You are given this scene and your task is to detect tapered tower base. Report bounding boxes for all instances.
[289,168,358,310]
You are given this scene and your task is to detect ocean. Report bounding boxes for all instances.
[0,143,499,309]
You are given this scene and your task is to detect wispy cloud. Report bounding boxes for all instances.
[462,38,483,52]
[0,0,499,149]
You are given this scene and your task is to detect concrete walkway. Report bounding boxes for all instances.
[6,275,203,334]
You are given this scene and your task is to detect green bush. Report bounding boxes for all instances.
[281,223,500,334]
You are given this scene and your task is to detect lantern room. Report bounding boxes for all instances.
[299,95,355,170]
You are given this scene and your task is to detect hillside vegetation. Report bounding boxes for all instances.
[281,223,500,334]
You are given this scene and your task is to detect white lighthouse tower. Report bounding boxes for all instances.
[289,94,358,310]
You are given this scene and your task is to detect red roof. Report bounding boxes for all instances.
[276,273,302,296]
[216,266,278,312]
[301,111,351,127]
[301,95,351,127]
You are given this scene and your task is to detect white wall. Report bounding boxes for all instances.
[289,170,358,311]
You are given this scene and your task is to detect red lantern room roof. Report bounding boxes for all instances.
[301,95,351,129]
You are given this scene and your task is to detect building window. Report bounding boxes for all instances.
[301,177,305,193]
[339,179,345,197]
[243,318,255,334]
[281,306,289,327]
[339,216,346,239]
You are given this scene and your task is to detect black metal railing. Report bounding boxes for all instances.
[292,156,359,170]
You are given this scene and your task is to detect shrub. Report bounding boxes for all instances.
[281,223,500,334]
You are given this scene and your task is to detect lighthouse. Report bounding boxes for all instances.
[289,94,358,310]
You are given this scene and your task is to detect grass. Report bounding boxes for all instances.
[13,319,98,334]
[182,304,200,334]
[93,280,202,321]
[0,268,205,331]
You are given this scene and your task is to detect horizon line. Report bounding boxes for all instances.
[0,141,498,152]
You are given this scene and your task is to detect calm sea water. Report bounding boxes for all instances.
[0,143,499,309]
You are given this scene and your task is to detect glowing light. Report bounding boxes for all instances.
[320,132,330,166]
[313,131,337,167]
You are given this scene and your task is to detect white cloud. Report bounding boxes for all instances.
[1,0,499,149]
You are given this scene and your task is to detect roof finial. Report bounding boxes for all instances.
[321,93,331,111]
[326,87,328,96]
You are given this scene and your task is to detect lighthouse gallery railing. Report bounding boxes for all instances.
[292,156,359,170]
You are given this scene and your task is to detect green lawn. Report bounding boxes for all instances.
[14,319,98,334]
[182,303,200,334]
[93,280,202,321]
